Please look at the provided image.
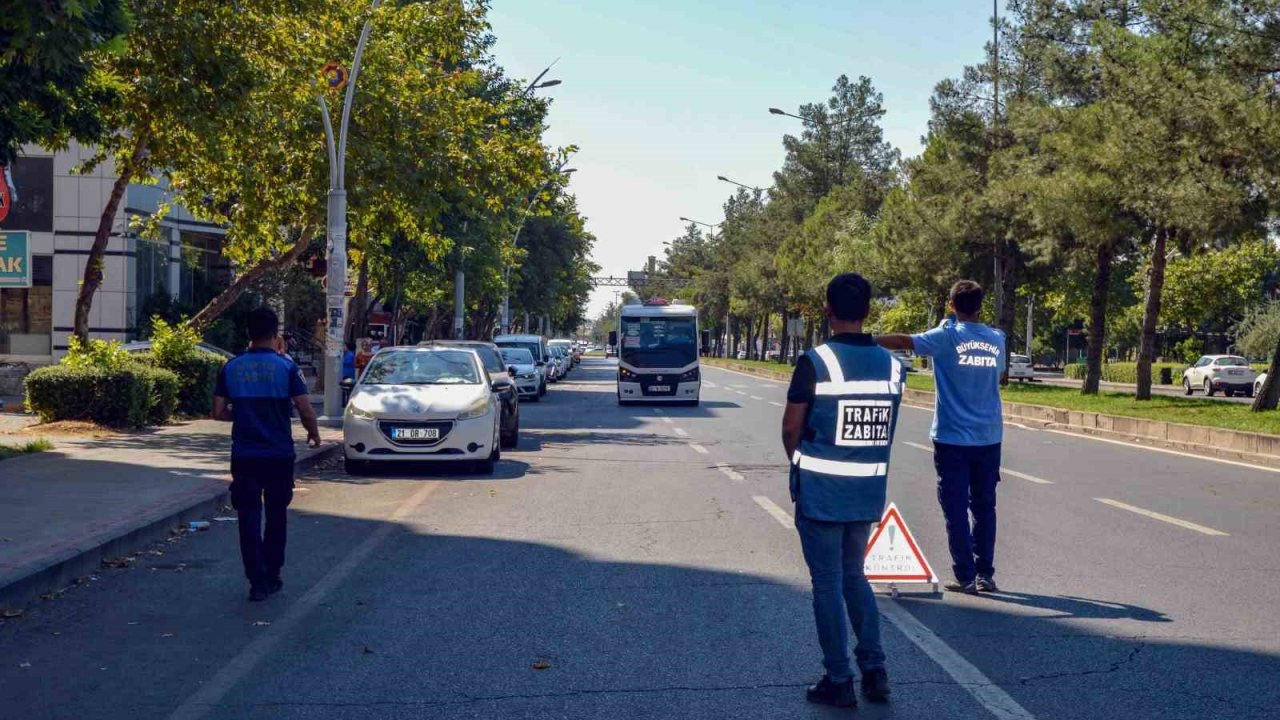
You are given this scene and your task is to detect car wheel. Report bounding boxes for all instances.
[1246,387,1255,398]
[1183,378,1193,395]
[1204,379,1215,397]
[345,457,369,475]
[502,417,519,449]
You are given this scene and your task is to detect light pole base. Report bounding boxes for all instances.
[317,415,345,429]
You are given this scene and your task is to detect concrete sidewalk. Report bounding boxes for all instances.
[0,418,341,610]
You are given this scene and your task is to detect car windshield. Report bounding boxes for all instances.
[620,315,698,368]
[1011,355,1030,364]
[1215,357,1249,367]
[497,341,541,362]
[361,350,480,385]
[501,348,534,365]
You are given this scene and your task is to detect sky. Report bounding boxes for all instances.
[488,1,998,318]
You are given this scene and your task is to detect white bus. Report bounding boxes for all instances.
[611,299,700,406]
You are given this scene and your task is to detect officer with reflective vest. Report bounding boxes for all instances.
[783,273,904,709]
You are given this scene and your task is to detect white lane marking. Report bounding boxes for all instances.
[674,427,689,437]
[660,417,673,425]
[901,442,1053,484]
[704,365,787,386]
[880,601,1038,720]
[1001,468,1054,485]
[1094,498,1229,537]
[750,395,764,401]
[1043,428,1280,475]
[167,482,443,720]
[769,401,784,407]
[689,443,709,455]
[702,381,718,388]
[715,462,745,482]
[753,495,794,528]
[653,407,664,416]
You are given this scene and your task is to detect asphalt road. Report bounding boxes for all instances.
[2,358,1277,719]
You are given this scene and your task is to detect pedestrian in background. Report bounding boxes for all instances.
[213,306,322,602]
[876,280,1007,594]
[782,273,905,708]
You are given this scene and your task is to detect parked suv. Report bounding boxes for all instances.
[1182,355,1257,397]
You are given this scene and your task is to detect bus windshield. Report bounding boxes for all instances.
[619,315,697,368]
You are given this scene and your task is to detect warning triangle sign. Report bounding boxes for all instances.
[864,502,936,583]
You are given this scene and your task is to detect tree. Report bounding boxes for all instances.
[0,0,128,164]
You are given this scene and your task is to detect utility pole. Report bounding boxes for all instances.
[453,221,467,340]
[1026,296,1033,357]
[990,0,1005,329]
[318,0,382,426]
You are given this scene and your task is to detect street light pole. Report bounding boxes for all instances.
[716,175,764,193]
[318,0,382,426]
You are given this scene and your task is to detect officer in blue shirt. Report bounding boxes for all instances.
[783,273,904,708]
[877,280,1007,595]
[213,306,321,602]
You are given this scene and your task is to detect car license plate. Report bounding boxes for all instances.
[649,385,671,393]
[1228,370,1242,375]
[393,427,439,440]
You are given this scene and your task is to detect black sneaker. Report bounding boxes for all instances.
[944,580,979,595]
[976,576,999,593]
[806,675,857,708]
[861,668,891,702]
[248,586,269,602]
[265,577,284,595]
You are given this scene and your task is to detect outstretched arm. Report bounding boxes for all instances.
[875,334,914,351]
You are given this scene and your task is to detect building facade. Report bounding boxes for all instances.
[0,142,226,394]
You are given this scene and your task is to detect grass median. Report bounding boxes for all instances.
[704,357,1280,436]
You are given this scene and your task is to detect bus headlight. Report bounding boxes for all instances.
[619,367,638,381]
[679,368,700,382]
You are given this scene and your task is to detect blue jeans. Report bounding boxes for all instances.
[795,514,884,680]
[933,442,1001,584]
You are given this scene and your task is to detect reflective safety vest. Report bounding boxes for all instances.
[790,341,905,522]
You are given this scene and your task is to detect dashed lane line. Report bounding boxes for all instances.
[750,395,764,401]
[167,481,443,720]
[689,443,709,455]
[660,417,673,425]
[752,495,794,528]
[901,442,1053,484]
[674,427,689,437]
[879,601,1039,720]
[1094,497,1229,537]
[715,462,745,482]
[769,401,784,407]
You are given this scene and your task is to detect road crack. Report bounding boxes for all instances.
[1018,642,1146,685]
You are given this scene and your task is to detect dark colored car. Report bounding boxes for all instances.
[419,340,519,448]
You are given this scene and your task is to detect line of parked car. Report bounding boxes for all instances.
[341,334,587,476]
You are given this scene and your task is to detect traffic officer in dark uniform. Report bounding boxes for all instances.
[782,273,905,708]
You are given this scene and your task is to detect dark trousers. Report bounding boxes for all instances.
[230,456,295,587]
[932,442,1001,584]
[795,514,884,680]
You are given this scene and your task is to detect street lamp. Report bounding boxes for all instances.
[501,163,577,334]
[679,216,720,231]
[318,0,383,426]
[717,175,764,193]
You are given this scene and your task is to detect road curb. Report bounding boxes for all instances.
[704,359,1280,471]
[0,442,343,611]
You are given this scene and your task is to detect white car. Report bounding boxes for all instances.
[1256,372,1268,397]
[1182,355,1257,397]
[343,346,502,475]
[500,347,541,402]
[1008,354,1035,381]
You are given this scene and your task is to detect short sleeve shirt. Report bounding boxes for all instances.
[787,333,877,405]
[215,348,308,459]
[911,320,1007,446]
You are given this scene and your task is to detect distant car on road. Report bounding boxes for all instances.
[500,347,541,402]
[1182,355,1257,397]
[890,349,917,373]
[1008,354,1035,382]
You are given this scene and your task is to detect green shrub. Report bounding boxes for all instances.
[1062,362,1186,385]
[137,366,180,426]
[25,365,156,428]
[165,352,224,416]
[62,336,133,371]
